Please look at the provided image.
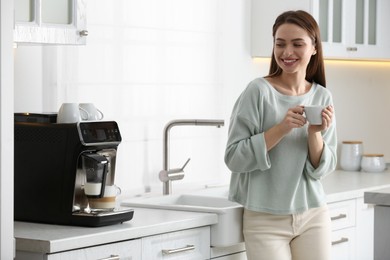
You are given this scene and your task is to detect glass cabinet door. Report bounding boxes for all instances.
[355,0,377,45]
[14,0,87,45]
[15,0,35,23]
[311,0,350,57]
[318,0,343,44]
[311,0,390,60]
[41,0,72,25]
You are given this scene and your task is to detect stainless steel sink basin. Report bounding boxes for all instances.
[121,191,244,247]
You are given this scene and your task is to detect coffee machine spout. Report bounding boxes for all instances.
[82,153,109,198]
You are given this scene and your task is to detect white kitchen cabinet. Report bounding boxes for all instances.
[14,0,87,45]
[311,0,390,60]
[48,240,141,259]
[331,228,356,260]
[251,0,390,60]
[142,227,210,259]
[212,252,247,260]
[329,199,356,231]
[328,197,374,260]
[355,197,374,260]
[328,199,357,260]
[16,227,210,260]
[211,243,247,259]
[19,239,142,260]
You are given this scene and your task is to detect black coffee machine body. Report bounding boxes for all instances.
[14,119,134,227]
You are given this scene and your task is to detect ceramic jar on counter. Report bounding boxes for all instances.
[361,154,386,172]
[340,141,363,171]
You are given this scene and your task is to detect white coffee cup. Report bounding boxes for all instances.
[57,103,88,123]
[304,105,325,125]
[79,103,104,121]
[88,185,121,210]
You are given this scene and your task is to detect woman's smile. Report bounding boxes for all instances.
[281,58,299,66]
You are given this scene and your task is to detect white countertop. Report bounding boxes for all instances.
[15,207,217,254]
[323,170,390,203]
[15,169,390,254]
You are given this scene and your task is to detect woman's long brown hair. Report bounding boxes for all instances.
[267,10,326,87]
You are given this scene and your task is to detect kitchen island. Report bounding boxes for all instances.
[15,170,390,259]
[364,187,390,260]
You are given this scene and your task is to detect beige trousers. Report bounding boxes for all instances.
[243,206,331,260]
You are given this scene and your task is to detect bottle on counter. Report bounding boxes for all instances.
[340,141,363,171]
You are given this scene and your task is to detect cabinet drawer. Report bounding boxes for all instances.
[46,239,142,260]
[142,226,210,260]
[331,228,356,260]
[328,199,356,231]
[213,251,247,260]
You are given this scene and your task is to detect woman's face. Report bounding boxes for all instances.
[273,23,316,75]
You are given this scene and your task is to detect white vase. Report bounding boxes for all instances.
[361,154,386,172]
[340,141,363,171]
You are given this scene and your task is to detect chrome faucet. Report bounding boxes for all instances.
[159,119,225,195]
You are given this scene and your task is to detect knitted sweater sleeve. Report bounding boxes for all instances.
[224,82,271,173]
[304,97,338,180]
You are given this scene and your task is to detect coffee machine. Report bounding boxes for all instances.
[14,115,134,227]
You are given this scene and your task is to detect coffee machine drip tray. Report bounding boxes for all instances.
[72,208,134,227]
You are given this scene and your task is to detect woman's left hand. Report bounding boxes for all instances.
[308,105,334,133]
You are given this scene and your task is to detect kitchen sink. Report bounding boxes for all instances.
[121,190,244,247]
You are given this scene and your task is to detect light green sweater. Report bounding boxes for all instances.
[225,77,337,215]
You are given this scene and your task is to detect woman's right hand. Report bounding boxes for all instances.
[280,105,307,132]
[264,106,307,151]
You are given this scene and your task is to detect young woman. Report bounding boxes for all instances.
[224,10,337,260]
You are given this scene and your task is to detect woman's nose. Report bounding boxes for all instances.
[283,46,293,56]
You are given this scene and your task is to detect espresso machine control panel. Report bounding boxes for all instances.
[77,121,122,146]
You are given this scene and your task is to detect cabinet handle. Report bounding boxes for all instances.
[97,255,120,260]
[162,244,195,255]
[79,30,89,37]
[332,237,349,246]
[331,213,347,221]
[346,47,358,52]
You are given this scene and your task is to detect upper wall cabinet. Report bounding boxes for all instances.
[251,0,312,58]
[251,0,390,60]
[311,0,390,60]
[14,0,87,45]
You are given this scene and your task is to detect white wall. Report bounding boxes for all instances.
[325,60,390,158]
[14,0,390,199]
[1,0,15,258]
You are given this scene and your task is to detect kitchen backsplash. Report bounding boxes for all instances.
[14,0,390,197]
